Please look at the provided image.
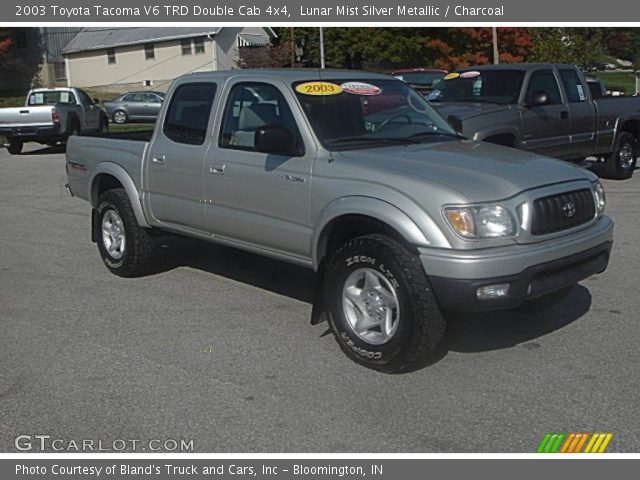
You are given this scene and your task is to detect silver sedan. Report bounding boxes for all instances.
[103,91,165,124]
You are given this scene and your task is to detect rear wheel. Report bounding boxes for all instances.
[605,131,637,179]
[99,115,109,133]
[96,188,156,277]
[113,110,128,124]
[6,139,23,155]
[324,234,445,373]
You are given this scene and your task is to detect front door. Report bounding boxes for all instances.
[519,69,571,158]
[203,81,314,259]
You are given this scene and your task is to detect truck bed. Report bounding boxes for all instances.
[83,129,154,143]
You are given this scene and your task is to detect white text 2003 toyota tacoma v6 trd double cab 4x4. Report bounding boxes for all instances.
[66,70,613,372]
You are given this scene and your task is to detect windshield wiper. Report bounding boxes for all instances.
[328,136,420,147]
[408,130,465,141]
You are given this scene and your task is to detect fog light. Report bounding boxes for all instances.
[477,283,510,299]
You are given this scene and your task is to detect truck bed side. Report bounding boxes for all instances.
[66,133,151,213]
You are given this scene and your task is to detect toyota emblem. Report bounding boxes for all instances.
[562,201,576,218]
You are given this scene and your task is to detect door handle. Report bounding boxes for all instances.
[152,155,165,164]
[209,164,226,175]
[560,111,569,119]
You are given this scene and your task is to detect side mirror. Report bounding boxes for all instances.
[528,90,549,107]
[93,98,100,104]
[254,124,298,155]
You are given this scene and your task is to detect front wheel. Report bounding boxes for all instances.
[324,234,445,373]
[96,188,156,277]
[6,139,23,155]
[605,131,637,179]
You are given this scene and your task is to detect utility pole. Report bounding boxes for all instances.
[319,27,325,69]
[290,27,295,68]
[492,27,499,64]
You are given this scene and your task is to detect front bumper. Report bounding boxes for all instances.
[421,215,613,312]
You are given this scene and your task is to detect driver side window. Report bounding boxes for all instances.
[526,70,562,105]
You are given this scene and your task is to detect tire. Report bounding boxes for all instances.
[113,110,128,124]
[324,234,445,373]
[605,131,637,179]
[96,188,156,277]
[99,115,109,133]
[66,121,80,141]
[6,139,23,155]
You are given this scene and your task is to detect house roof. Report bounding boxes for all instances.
[62,27,276,54]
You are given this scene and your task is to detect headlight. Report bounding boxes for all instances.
[594,182,606,214]
[444,205,516,239]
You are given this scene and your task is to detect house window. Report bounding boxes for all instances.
[144,43,155,60]
[194,37,205,55]
[53,62,66,80]
[181,38,192,56]
[107,48,116,64]
[16,31,27,49]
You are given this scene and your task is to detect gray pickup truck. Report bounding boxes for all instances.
[428,64,640,179]
[65,69,613,372]
[0,87,108,154]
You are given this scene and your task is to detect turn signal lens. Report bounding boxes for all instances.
[594,182,606,214]
[445,208,475,238]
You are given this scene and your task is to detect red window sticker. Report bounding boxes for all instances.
[340,82,382,96]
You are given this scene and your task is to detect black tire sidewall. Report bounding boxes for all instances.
[325,238,426,370]
[611,132,637,178]
[7,139,23,155]
[95,194,128,272]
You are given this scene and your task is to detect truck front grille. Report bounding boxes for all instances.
[531,189,595,235]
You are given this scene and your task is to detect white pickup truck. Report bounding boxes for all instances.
[0,87,108,154]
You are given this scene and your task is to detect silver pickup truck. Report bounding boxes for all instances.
[66,70,613,372]
[429,64,640,180]
[0,87,108,154]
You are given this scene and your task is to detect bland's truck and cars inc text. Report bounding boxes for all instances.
[66,70,613,372]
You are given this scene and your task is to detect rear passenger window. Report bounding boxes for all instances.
[526,70,562,105]
[163,83,216,145]
[219,82,302,153]
[559,69,587,103]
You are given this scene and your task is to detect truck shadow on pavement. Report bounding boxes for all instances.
[154,235,592,371]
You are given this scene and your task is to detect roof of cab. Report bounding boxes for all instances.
[179,68,397,83]
[454,63,579,71]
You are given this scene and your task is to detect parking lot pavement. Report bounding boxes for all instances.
[0,143,638,453]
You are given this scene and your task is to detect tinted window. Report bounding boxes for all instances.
[428,70,525,105]
[163,83,216,145]
[219,83,302,154]
[77,90,94,105]
[526,70,562,105]
[559,69,586,103]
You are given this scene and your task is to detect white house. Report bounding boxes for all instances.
[61,27,275,92]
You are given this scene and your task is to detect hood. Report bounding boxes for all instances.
[337,140,591,203]
[431,102,514,121]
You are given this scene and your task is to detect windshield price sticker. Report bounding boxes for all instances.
[577,84,586,101]
[460,71,481,79]
[295,82,343,96]
[340,82,382,95]
[444,72,460,80]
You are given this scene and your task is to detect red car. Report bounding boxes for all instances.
[391,68,447,95]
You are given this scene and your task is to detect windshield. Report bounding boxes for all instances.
[428,70,525,105]
[27,91,76,106]
[394,72,445,89]
[293,79,457,150]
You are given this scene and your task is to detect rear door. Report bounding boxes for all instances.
[122,93,147,120]
[557,67,597,157]
[519,68,571,158]
[142,93,164,120]
[144,82,218,232]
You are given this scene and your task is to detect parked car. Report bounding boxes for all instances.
[0,87,108,155]
[103,91,165,124]
[66,69,613,372]
[428,63,640,179]
[391,68,447,95]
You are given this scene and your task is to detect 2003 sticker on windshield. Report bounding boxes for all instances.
[295,82,343,95]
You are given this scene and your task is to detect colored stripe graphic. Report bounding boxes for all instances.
[538,433,613,453]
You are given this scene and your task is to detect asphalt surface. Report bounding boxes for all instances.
[0,143,638,453]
